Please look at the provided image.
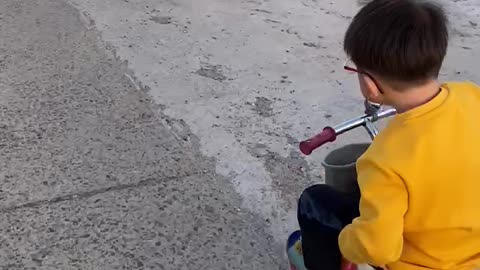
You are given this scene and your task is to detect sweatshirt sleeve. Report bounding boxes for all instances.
[339,155,408,266]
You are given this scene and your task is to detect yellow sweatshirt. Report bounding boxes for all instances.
[339,82,480,270]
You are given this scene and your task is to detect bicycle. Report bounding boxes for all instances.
[287,100,396,270]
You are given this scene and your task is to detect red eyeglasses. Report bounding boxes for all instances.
[344,59,384,94]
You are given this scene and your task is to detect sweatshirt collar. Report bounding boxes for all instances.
[394,85,449,121]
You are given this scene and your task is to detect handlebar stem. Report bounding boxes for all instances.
[364,120,379,139]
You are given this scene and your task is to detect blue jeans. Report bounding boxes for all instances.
[297,184,359,270]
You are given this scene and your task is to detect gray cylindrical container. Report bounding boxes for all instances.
[321,144,370,196]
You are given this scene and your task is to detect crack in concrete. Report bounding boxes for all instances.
[0,172,203,214]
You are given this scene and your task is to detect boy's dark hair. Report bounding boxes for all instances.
[344,0,448,85]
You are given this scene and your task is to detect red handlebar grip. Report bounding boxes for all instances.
[299,127,337,155]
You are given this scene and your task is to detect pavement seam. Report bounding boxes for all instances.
[0,172,203,214]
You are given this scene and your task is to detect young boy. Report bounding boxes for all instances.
[291,0,480,270]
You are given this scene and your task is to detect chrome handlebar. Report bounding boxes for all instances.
[334,107,397,139]
[299,101,397,155]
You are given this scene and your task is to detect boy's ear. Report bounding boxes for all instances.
[366,77,382,101]
[359,74,383,104]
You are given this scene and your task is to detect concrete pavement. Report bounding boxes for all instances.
[66,0,480,240]
[0,1,281,269]
[0,0,479,269]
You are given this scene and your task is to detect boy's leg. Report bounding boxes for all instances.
[297,184,359,270]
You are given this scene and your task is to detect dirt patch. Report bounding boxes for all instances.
[195,64,227,81]
[251,97,273,117]
[150,16,172,24]
[248,142,313,209]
